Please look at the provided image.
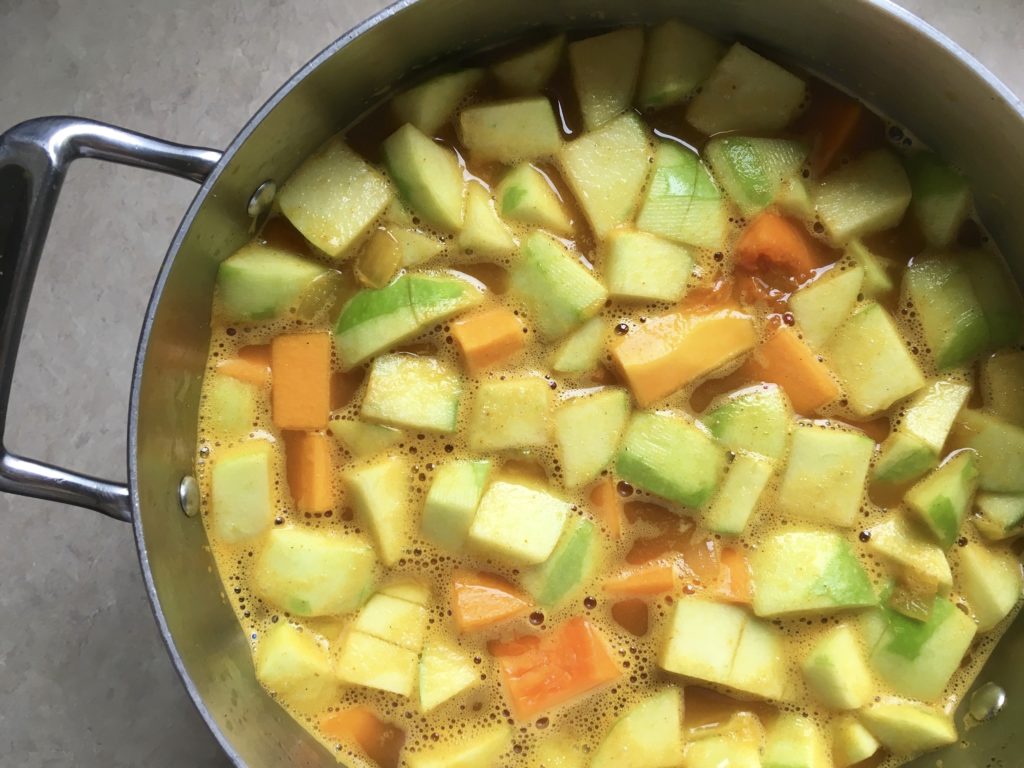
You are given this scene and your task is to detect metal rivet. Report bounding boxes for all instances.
[968,681,1006,722]
[179,475,200,518]
[247,179,276,218]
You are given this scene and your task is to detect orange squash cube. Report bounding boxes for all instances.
[451,307,526,374]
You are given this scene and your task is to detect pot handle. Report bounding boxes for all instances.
[0,117,222,522]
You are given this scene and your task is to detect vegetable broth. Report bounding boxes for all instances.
[195,23,1024,768]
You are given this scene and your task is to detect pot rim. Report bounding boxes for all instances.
[125,1,1024,764]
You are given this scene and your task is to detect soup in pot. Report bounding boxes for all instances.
[194,22,1024,768]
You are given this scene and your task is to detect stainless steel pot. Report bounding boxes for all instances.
[2,1,1022,765]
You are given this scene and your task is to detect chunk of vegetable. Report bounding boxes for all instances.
[452,570,533,632]
[497,164,573,235]
[751,531,875,616]
[636,141,729,249]
[421,460,491,552]
[559,113,652,238]
[905,152,972,248]
[328,419,403,459]
[589,476,623,539]
[271,332,331,430]
[419,642,480,712]
[283,431,333,513]
[616,411,727,508]
[459,97,563,164]
[451,307,526,374]
[554,387,630,489]
[968,248,1024,348]
[211,441,276,543]
[383,123,465,232]
[827,302,926,417]
[705,136,807,216]
[813,150,912,244]
[321,707,406,768]
[457,181,516,258]
[687,43,806,135]
[569,28,644,130]
[637,20,723,108]
[492,35,565,94]
[904,449,979,548]
[800,624,873,710]
[867,594,977,700]
[874,377,972,484]
[847,239,896,299]
[255,623,338,711]
[789,265,864,349]
[603,561,676,597]
[217,344,271,386]
[467,378,552,451]
[956,409,1024,493]
[902,254,988,370]
[858,700,956,755]
[333,272,483,369]
[704,383,792,461]
[735,212,819,278]
[336,629,419,696]
[740,326,840,415]
[491,617,621,718]
[354,591,428,652]
[509,231,607,340]
[832,716,880,768]
[205,374,257,439]
[253,526,376,616]
[469,481,570,565]
[406,724,513,768]
[981,351,1024,426]
[362,353,463,433]
[704,451,774,536]
[590,688,685,768]
[344,456,412,566]
[611,307,757,407]
[551,317,607,375]
[865,514,953,592]
[391,69,484,135]
[217,243,329,320]
[974,492,1024,540]
[603,229,692,303]
[522,517,601,607]
[776,423,874,527]
[278,138,393,258]
[957,543,1022,631]
[659,598,787,700]
[763,713,830,768]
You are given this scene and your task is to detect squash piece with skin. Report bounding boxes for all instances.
[611,307,757,407]
[391,69,484,135]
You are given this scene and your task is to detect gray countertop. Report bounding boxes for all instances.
[0,1,1021,765]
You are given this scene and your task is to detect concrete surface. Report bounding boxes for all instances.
[0,1,1020,765]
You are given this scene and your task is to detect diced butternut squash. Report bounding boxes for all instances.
[490,617,621,718]
[321,707,406,768]
[452,570,533,632]
[741,326,840,414]
[218,345,271,386]
[589,477,623,539]
[603,562,677,596]
[735,212,820,279]
[283,431,334,513]
[271,332,331,430]
[451,307,526,373]
[611,308,757,406]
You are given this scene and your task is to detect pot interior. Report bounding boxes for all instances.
[131,1,1024,765]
